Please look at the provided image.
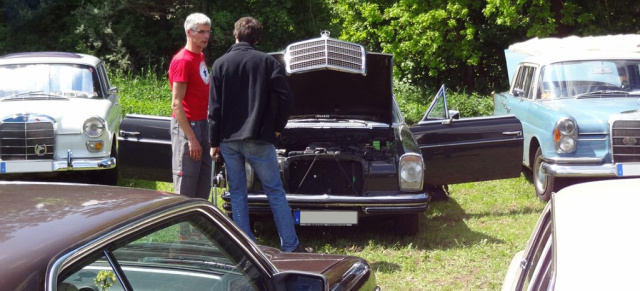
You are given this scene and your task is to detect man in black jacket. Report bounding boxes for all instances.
[208,17,309,253]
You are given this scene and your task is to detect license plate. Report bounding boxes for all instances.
[294,210,358,226]
[1,161,53,173]
[617,163,640,176]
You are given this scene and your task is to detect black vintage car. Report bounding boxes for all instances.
[118,33,523,236]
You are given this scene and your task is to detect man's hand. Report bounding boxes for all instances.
[210,147,221,162]
[188,135,202,161]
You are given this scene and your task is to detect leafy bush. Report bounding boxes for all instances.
[111,72,494,124]
[110,68,171,116]
[395,81,494,125]
[447,90,494,118]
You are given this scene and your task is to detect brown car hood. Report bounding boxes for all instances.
[271,52,394,124]
[259,245,376,290]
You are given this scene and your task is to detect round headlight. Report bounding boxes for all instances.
[401,162,422,183]
[399,154,424,192]
[558,136,577,153]
[557,118,576,135]
[84,117,105,138]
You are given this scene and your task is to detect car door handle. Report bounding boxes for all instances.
[119,130,140,137]
[502,131,522,136]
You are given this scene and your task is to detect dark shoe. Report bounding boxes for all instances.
[291,244,314,253]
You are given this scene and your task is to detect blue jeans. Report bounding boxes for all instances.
[220,140,299,251]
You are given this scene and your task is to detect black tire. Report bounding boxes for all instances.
[427,184,450,202]
[393,213,420,236]
[533,147,558,202]
[93,138,119,186]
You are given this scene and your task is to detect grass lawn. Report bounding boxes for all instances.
[123,174,544,290]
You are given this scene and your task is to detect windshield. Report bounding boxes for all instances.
[538,60,640,99]
[0,63,101,99]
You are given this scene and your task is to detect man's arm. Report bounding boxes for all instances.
[172,82,202,161]
[270,62,294,133]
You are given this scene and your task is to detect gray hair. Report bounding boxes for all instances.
[184,13,211,31]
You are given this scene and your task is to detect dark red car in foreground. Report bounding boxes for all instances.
[0,182,379,291]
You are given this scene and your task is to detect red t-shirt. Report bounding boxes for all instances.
[169,48,209,121]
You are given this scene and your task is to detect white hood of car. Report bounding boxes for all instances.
[0,98,113,132]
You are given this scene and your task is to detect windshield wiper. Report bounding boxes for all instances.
[2,91,70,101]
[575,90,631,98]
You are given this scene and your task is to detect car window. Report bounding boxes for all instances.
[512,65,536,99]
[0,64,101,99]
[526,236,553,291]
[538,60,640,99]
[520,208,552,290]
[422,85,448,121]
[57,213,264,291]
[97,63,111,97]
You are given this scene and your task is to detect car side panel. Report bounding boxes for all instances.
[118,114,172,182]
[410,115,523,185]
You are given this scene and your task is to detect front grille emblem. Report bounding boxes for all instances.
[623,137,638,145]
[34,144,47,156]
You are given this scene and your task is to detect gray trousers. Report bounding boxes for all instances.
[170,118,212,200]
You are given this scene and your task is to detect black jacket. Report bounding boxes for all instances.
[208,42,293,147]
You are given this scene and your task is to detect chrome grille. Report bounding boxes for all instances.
[0,118,55,161]
[284,31,366,75]
[611,120,640,163]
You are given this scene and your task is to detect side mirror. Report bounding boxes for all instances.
[270,271,328,290]
[449,110,460,120]
[513,88,525,97]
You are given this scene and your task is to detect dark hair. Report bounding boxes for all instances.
[233,17,262,45]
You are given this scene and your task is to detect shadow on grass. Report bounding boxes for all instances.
[251,197,513,254]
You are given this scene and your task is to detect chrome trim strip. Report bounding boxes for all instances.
[541,156,603,164]
[577,137,607,141]
[117,137,171,145]
[52,157,117,171]
[418,138,520,149]
[240,193,428,203]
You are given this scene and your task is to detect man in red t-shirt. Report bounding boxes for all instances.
[168,12,212,200]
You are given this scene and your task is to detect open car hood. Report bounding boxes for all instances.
[270,33,394,124]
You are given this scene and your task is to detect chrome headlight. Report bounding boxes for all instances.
[554,118,577,153]
[399,153,424,192]
[83,116,106,138]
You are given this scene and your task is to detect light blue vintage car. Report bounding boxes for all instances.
[493,35,640,201]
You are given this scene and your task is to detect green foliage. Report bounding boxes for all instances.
[2,0,640,99]
[94,270,117,291]
[447,90,495,118]
[110,68,171,116]
[394,82,493,125]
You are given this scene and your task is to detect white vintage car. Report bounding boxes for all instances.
[0,52,121,184]
[502,178,640,291]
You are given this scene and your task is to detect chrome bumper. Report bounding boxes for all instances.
[222,193,430,214]
[0,157,116,174]
[542,158,640,178]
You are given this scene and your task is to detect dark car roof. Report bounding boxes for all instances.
[0,182,187,290]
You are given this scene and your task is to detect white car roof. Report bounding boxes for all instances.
[0,51,101,67]
[504,34,640,83]
[552,178,640,290]
[509,34,640,56]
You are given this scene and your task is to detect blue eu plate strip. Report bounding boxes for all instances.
[294,211,301,224]
[617,164,623,176]
[1,162,5,173]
